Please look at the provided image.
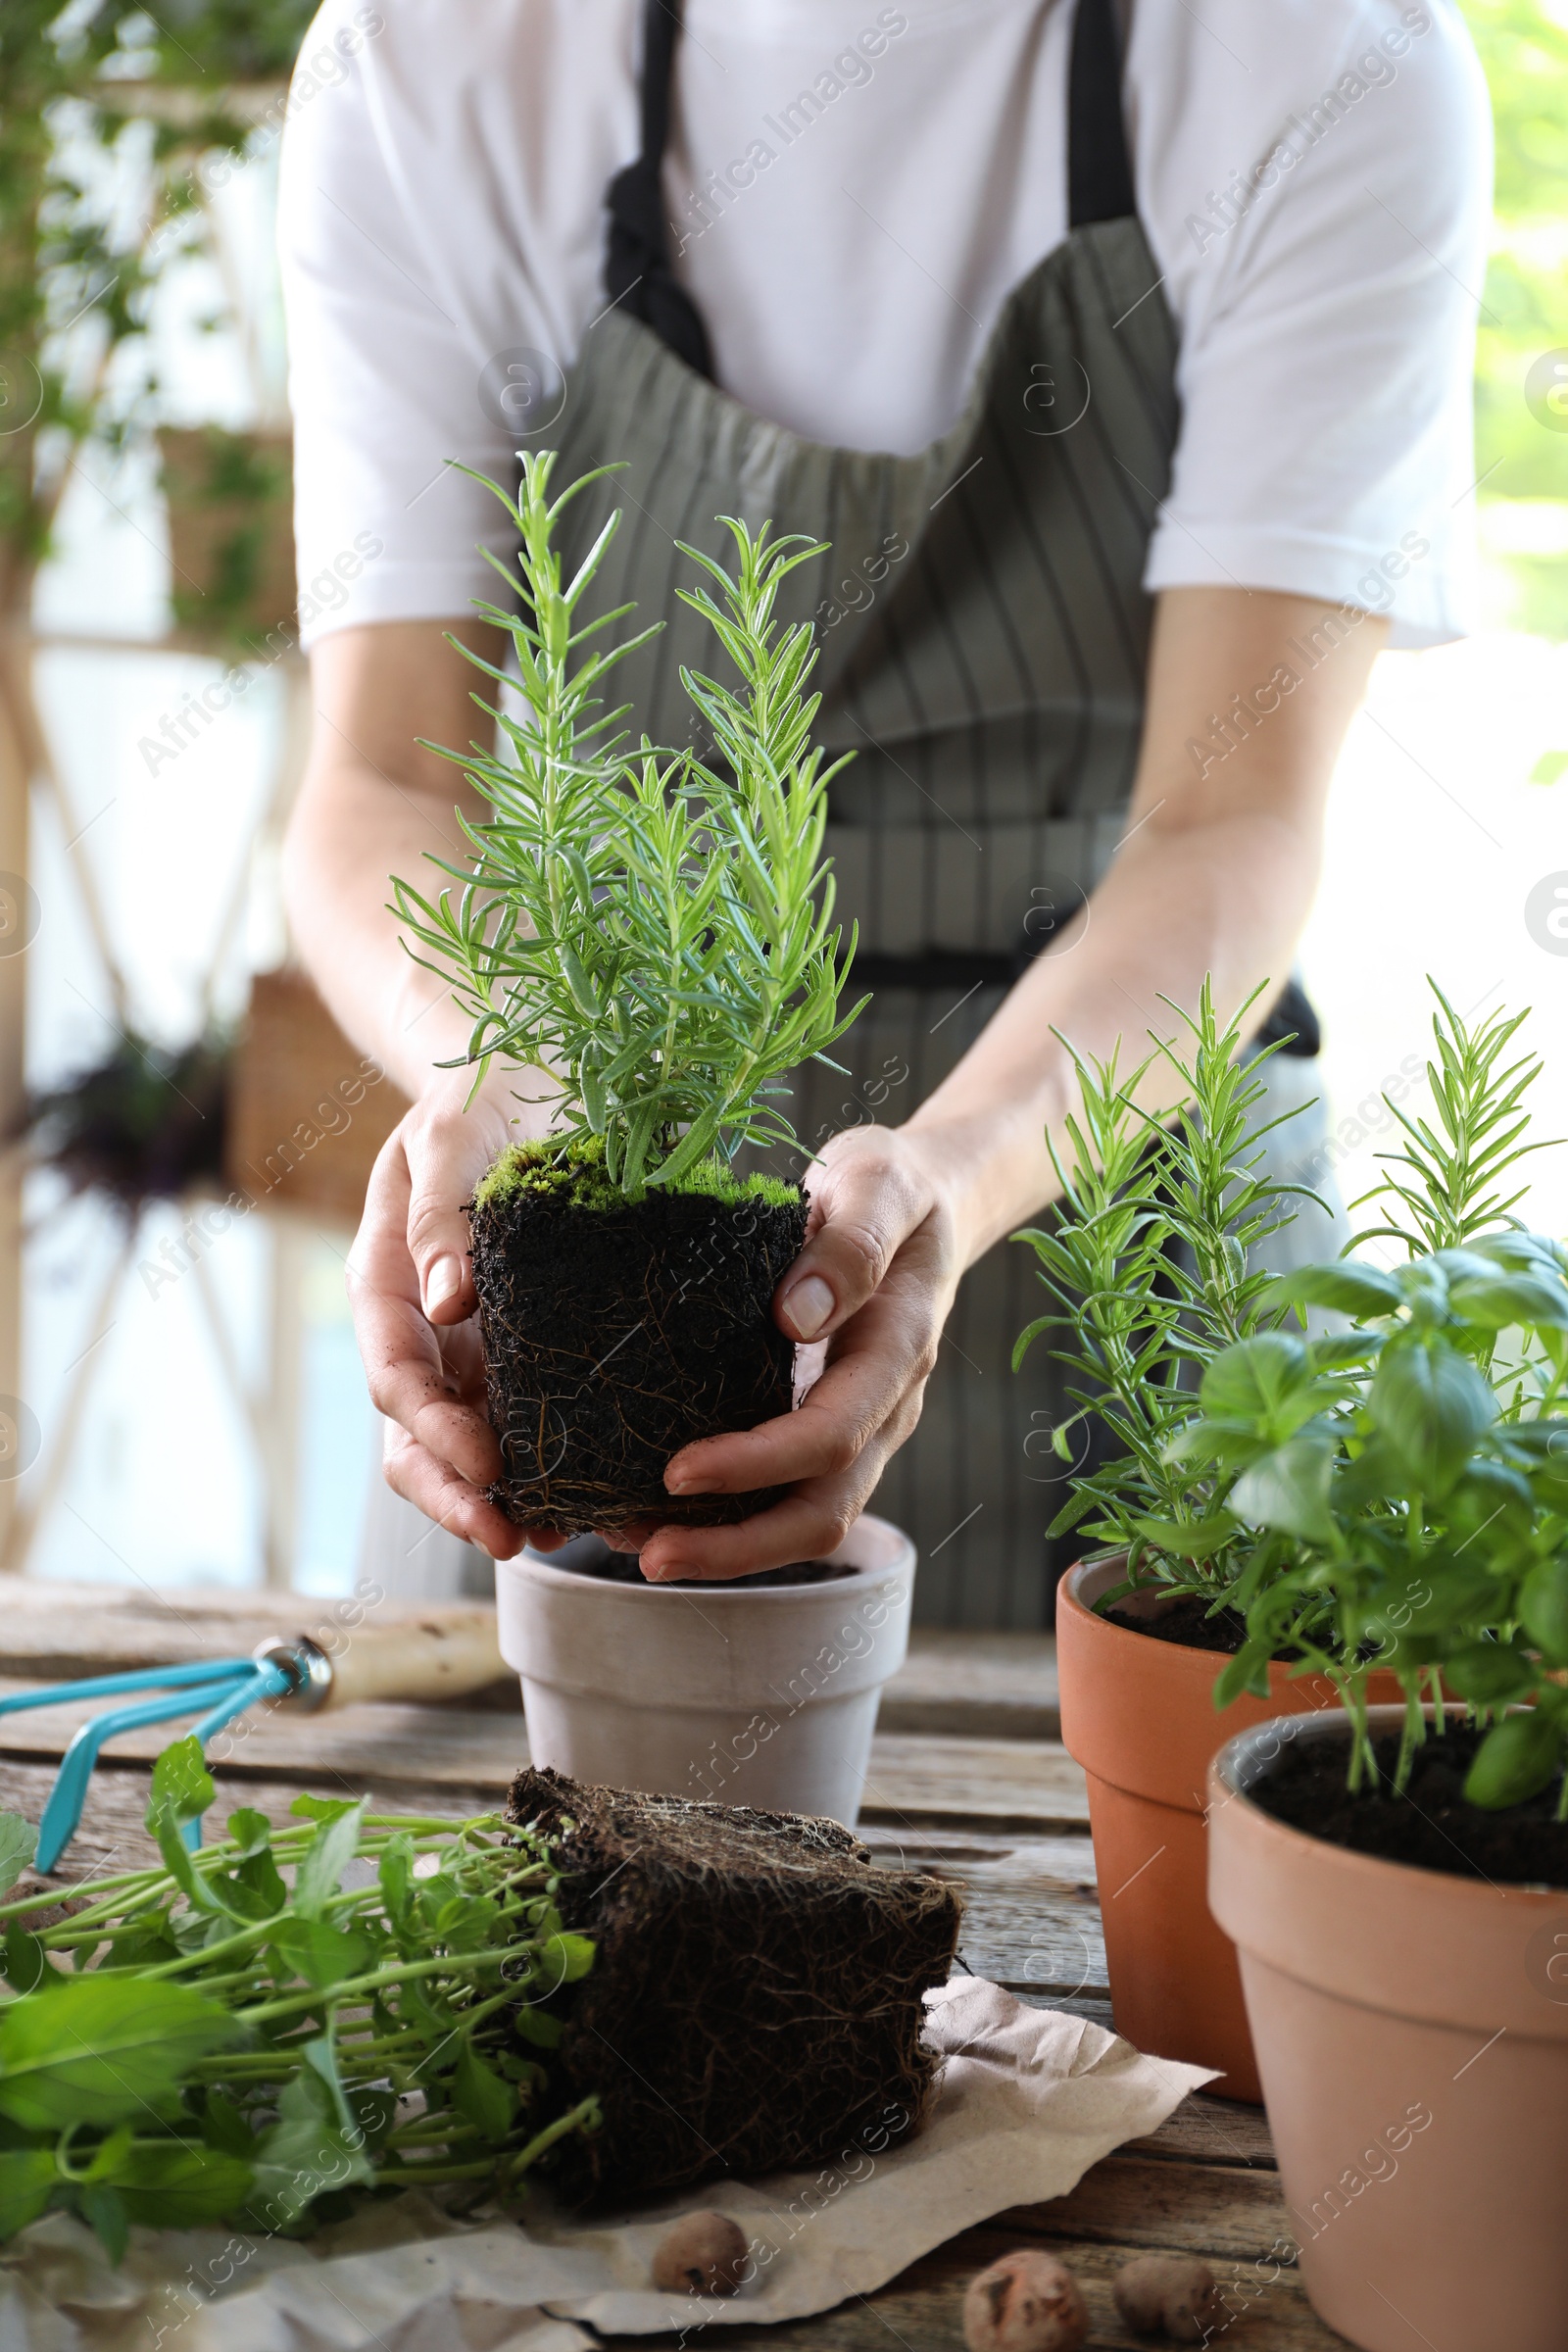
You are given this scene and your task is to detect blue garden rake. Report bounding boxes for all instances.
[0,1611,509,1872]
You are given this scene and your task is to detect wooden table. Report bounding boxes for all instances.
[0,1586,1344,2347]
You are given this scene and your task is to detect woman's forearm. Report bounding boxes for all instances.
[904,586,1388,1266]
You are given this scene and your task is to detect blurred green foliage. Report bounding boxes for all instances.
[0,0,315,608]
[1460,0,1568,635]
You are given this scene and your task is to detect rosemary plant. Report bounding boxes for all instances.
[393,453,865,1200]
[1011,978,1314,1587]
[0,1742,596,2255]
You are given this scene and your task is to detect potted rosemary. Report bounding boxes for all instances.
[1017,983,1523,2097]
[396,458,920,1820]
[394,453,865,1538]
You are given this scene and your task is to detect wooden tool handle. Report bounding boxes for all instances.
[301,1613,508,1710]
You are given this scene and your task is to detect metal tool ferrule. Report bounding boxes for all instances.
[252,1636,335,1711]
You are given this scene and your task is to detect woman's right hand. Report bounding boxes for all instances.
[347,1061,547,1558]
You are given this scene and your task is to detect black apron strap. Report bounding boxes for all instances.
[1068,0,1137,227]
[604,0,715,379]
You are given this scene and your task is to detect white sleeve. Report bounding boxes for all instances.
[1135,0,1493,649]
[276,0,526,649]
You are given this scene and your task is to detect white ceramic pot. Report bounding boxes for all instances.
[494,1513,916,1826]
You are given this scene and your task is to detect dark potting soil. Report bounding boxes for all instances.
[1104,1594,1251,1654]
[509,1767,963,2201]
[1251,1724,1568,1887]
[565,1546,852,1590]
[470,1183,808,1536]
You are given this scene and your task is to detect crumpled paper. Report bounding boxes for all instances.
[0,1981,1213,2352]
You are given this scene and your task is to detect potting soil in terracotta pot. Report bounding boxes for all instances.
[469,1156,806,1534]
[1209,1707,1568,2352]
[1055,1552,1401,2102]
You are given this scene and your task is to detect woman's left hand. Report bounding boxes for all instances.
[636,1125,969,1580]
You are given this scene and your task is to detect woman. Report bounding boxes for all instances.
[277,0,1489,1619]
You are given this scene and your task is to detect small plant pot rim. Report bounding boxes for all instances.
[1058,1551,1397,1807]
[1055,1552,1407,2101]
[1209,1704,1568,2037]
[1208,1705,1568,2352]
[494,1513,916,1825]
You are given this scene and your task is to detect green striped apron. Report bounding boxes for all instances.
[368,0,1341,1623]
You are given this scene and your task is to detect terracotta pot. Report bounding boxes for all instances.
[1209,1708,1568,2352]
[1056,1554,1400,2101]
[494,1512,915,1826]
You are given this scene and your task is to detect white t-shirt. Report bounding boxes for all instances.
[277,0,1491,653]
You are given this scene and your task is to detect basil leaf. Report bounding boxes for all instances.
[294,1804,365,1920]
[0,1817,36,1900]
[1269,1263,1403,1319]
[452,2041,514,2140]
[146,1737,214,1833]
[1369,1342,1495,1496]
[268,1918,372,1992]
[0,2149,59,2242]
[1464,1711,1563,1810]
[111,2140,255,2230]
[1229,1433,1338,1547]
[77,2183,128,2264]
[0,1978,239,2131]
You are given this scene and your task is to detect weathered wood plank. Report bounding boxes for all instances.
[1130,2093,1278,2172]
[0,1677,1088,1834]
[1003,2153,1296,2261]
[858,1736,1089,1833]
[880,1630,1058,1740]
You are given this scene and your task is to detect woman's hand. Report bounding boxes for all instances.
[347,1062,553,1560]
[638,1124,973,1581]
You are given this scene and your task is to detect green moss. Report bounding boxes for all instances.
[473,1135,799,1214]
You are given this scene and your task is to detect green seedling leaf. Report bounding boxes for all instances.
[226,1808,273,1857]
[1444,1639,1539,1709]
[1270,1262,1403,1318]
[147,1737,215,1832]
[377,1836,415,1935]
[247,2055,370,2230]
[1129,1514,1238,1562]
[0,2149,59,2243]
[1520,1559,1568,1665]
[1464,1710,1563,1809]
[1199,1334,1310,1429]
[294,1803,365,1920]
[268,1918,373,1993]
[538,1932,595,1986]
[348,2084,397,2156]
[1212,1643,1273,1710]
[1369,1342,1495,1496]
[109,2140,255,2230]
[1446,1272,1568,1331]
[0,1817,36,1900]
[150,1803,245,1923]
[77,2184,128,2265]
[1229,1434,1338,1547]
[0,1979,240,2131]
[289,1794,361,1826]
[513,2004,563,2049]
[200,2090,257,2160]
[453,2041,514,2140]
[2,1928,56,1996]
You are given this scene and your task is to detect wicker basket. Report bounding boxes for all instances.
[224,968,409,1228]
